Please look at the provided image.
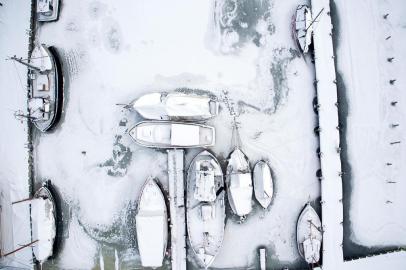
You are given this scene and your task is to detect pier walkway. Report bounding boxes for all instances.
[167,149,187,270]
[311,0,344,268]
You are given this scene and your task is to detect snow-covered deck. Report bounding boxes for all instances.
[311,0,344,268]
[167,150,187,270]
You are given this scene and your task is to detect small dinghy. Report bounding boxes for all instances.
[293,5,313,54]
[187,150,226,268]
[129,92,219,121]
[226,148,253,217]
[28,44,63,132]
[253,161,274,209]
[136,177,168,268]
[37,0,59,22]
[129,121,215,148]
[296,203,322,264]
[31,184,57,264]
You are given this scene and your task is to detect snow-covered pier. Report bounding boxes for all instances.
[310,0,344,268]
[0,1,33,267]
[167,150,187,270]
[311,0,406,269]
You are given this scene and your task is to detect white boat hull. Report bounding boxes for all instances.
[136,177,168,268]
[32,185,57,263]
[294,5,313,54]
[253,161,274,209]
[130,92,219,121]
[296,203,322,264]
[129,121,215,148]
[187,151,226,268]
[29,44,63,132]
[226,148,253,217]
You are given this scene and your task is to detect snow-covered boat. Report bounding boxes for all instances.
[186,150,226,268]
[136,177,168,268]
[37,0,59,22]
[293,5,313,54]
[296,203,322,264]
[129,121,215,148]
[129,92,219,121]
[28,44,63,132]
[31,184,57,264]
[226,148,253,217]
[253,161,274,209]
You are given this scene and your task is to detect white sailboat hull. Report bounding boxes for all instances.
[136,177,168,268]
[253,161,274,209]
[131,92,219,121]
[296,203,322,264]
[187,151,226,268]
[226,148,253,217]
[129,121,215,148]
[32,185,57,263]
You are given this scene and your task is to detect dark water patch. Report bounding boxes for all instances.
[88,0,107,20]
[330,0,401,260]
[78,202,134,247]
[99,135,133,177]
[269,48,299,113]
[214,0,272,52]
[102,18,122,54]
[173,87,218,100]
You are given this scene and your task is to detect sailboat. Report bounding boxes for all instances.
[296,203,322,265]
[31,184,57,264]
[129,92,219,121]
[226,148,253,217]
[253,161,274,209]
[37,0,60,22]
[129,121,215,148]
[293,5,313,54]
[186,150,226,268]
[12,43,63,132]
[135,177,168,268]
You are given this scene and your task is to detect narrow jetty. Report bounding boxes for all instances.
[167,150,187,270]
[310,0,344,268]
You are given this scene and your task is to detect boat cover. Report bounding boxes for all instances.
[229,173,253,216]
[253,161,273,208]
[171,124,199,146]
[132,92,216,120]
[136,214,167,267]
[31,197,56,263]
[136,178,167,267]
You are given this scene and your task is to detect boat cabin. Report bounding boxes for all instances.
[194,160,216,202]
[29,98,51,121]
[37,0,54,15]
[200,203,216,221]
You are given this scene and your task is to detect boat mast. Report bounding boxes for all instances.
[1,239,39,257]
[9,56,42,72]
[305,7,324,31]
[11,197,33,205]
